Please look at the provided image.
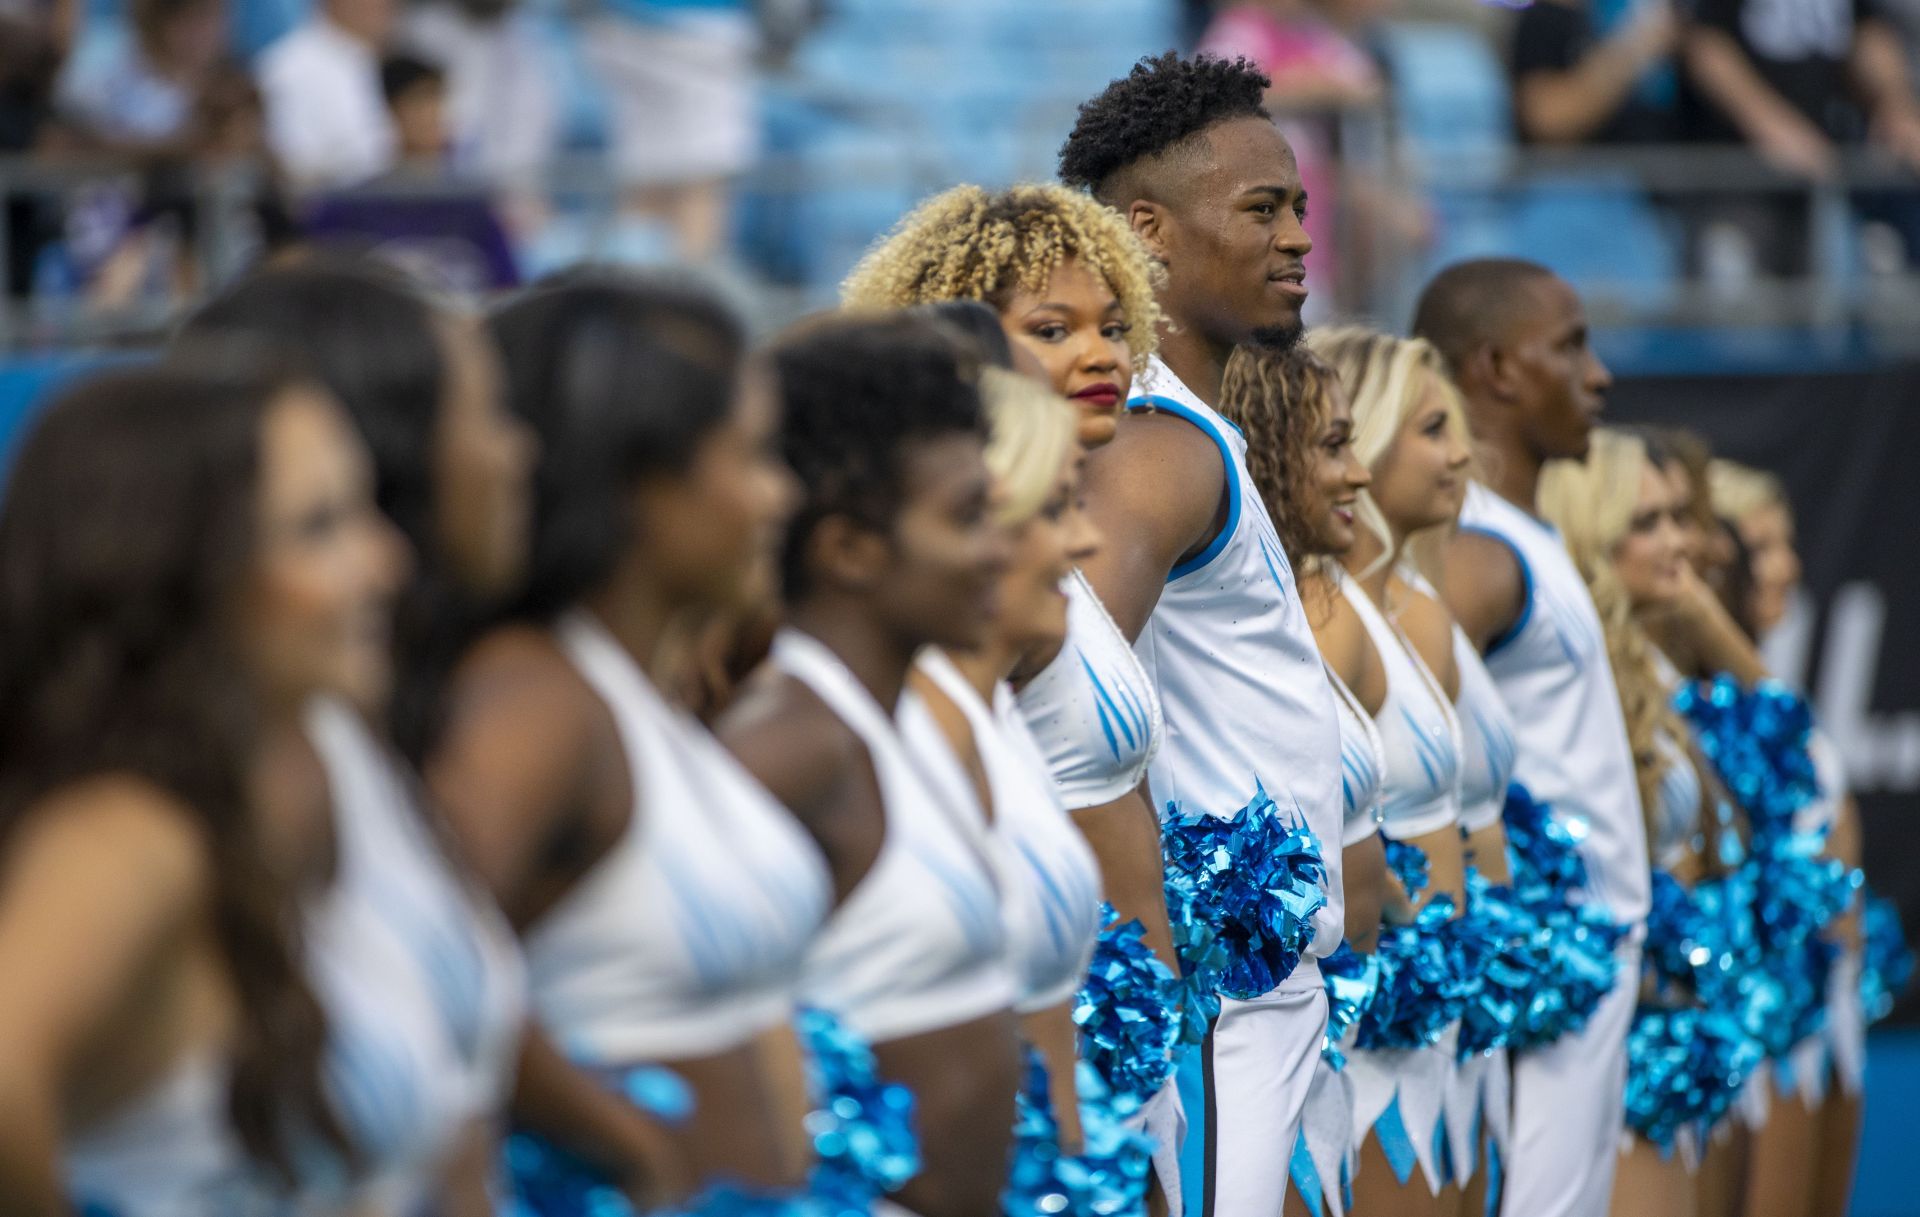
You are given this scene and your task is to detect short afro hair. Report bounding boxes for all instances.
[770,312,987,602]
[1058,51,1271,200]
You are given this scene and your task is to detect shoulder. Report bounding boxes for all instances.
[1439,528,1527,653]
[1086,408,1227,540]
[1393,577,1461,697]
[718,666,863,818]
[10,776,214,918]
[438,625,616,785]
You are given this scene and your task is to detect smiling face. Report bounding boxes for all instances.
[1139,116,1312,352]
[994,449,1102,662]
[1614,463,1689,610]
[1000,258,1135,448]
[1738,502,1802,636]
[872,432,1012,651]
[1298,379,1372,556]
[1367,374,1472,540]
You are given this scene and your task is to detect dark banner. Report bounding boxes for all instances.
[1610,365,1920,1022]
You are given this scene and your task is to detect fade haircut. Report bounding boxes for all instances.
[1058,51,1271,204]
[1410,258,1556,376]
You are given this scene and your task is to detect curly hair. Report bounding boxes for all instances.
[1218,345,1343,566]
[768,312,987,603]
[1058,51,1271,199]
[841,182,1162,363]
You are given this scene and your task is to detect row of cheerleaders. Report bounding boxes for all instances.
[508,674,1911,1217]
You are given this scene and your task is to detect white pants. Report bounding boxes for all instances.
[1177,984,1329,1217]
[1499,944,1640,1217]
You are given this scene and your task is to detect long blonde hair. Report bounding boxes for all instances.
[980,367,1078,526]
[1707,459,1788,527]
[1307,326,1472,575]
[1538,429,1690,822]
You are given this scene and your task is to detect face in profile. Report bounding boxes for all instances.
[876,433,1012,652]
[245,384,409,713]
[1000,258,1134,449]
[1146,117,1312,353]
[1738,502,1802,637]
[1506,276,1610,461]
[433,315,536,600]
[1297,379,1371,557]
[641,361,801,616]
[1367,374,1472,540]
[994,449,1102,662]
[1613,463,1688,610]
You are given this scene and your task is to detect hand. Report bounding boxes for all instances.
[618,1125,696,1212]
[1752,109,1838,180]
[1625,0,1680,63]
[1872,100,1920,173]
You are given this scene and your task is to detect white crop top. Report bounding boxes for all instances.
[919,651,1104,1014]
[1401,568,1516,835]
[299,696,530,1213]
[1016,569,1164,810]
[1650,730,1703,871]
[1328,663,1385,847]
[1335,570,1462,840]
[64,1054,259,1216]
[775,630,1016,1043]
[1127,358,1345,977]
[526,612,832,1065]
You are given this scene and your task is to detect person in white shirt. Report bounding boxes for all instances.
[256,0,396,189]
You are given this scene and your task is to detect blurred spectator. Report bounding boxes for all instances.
[55,0,225,150]
[400,0,558,192]
[1684,0,1920,268]
[1510,0,1682,142]
[256,0,397,189]
[1,0,75,296]
[1200,0,1428,314]
[380,52,448,167]
[581,0,760,260]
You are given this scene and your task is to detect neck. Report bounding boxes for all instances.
[1341,525,1403,604]
[1468,408,1545,513]
[1155,320,1233,407]
[944,634,1023,705]
[786,597,919,713]
[584,559,681,679]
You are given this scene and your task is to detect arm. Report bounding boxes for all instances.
[1684,26,1839,176]
[1019,1002,1085,1154]
[0,780,211,1217]
[1515,2,1677,143]
[1438,531,1527,654]
[1852,18,1920,168]
[1071,788,1179,978]
[510,1025,693,1209]
[1661,565,1771,683]
[1078,413,1229,643]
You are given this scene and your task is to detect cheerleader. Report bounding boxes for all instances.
[185,263,537,1214]
[1214,345,1389,1217]
[1538,431,1763,1217]
[1059,54,1348,1217]
[1306,329,1473,1217]
[720,312,1024,1217]
[840,185,1183,1207]
[1413,260,1648,1217]
[0,362,403,1212]
[427,275,834,1212]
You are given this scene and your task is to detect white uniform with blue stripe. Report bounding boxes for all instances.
[1128,357,1344,1217]
[528,612,833,1064]
[1456,481,1645,1217]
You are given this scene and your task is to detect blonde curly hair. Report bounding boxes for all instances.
[840,182,1163,362]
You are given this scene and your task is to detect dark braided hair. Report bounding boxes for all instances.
[768,312,986,603]
[1058,51,1271,199]
[1218,344,1344,564]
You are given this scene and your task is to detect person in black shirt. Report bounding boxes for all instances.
[1512,0,1682,143]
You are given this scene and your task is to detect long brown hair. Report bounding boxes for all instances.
[0,362,349,1179]
[1218,344,1344,566]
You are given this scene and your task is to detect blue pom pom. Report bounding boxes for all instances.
[1161,783,1328,1040]
[1000,1049,1154,1217]
[1623,1005,1764,1151]
[1319,943,1381,1069]
[1454,871,1552,1056]
[1862,889,1915,1024]
[1074,906,1180,1107]
[1674,678,1819,847]
[1383,838,1430,899]
[798,1008,921,1217]
[1357,870,1472,1051]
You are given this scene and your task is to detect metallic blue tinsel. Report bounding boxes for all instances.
[1000,1048,1155,1217]
[1500,784,1627,1051]
[1319,943,1381,1069]
[1453,870,1551,1056]
[1862,890,1916,1024]
[1673,677,1819,844]
[1623,1005,1765,1152]
[504,1064,701,1217]
[1160,782,1328,1042]
[1357,891,1471,1051]
[1073,905,1180,1107]
[1382,838,1430,898]
[798,1008,921,1217]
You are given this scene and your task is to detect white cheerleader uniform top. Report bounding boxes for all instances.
[525,612,832,1065]
[1458,482,1651,926]
[1334,569,1462,840]
[919,650,1104,1014]
[1128,357,1346,976]
[1016,568,1164,810]
[299,695,529,1213]
[1328,663,1385,847]
[1402,569,1518,836]
[1649,731,1704,871]
[64,1055,256,1217]
[773,629,1016,1044]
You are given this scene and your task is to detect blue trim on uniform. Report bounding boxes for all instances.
[1373,1096,1419,1186]
[1457,524,1534,659]
[1289,1127,1325,1217]
[1081,655,1139,752]
[1129,394,1242,583]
